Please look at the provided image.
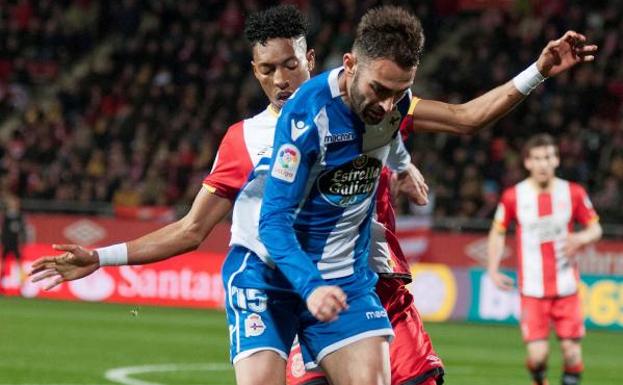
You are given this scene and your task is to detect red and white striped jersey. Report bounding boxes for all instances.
[202,105,412,278]
[493,178,599,298]
[203,107,276,260]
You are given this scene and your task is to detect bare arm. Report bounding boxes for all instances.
[487,226,514,291]
[30,187,232,289]
[125,187,232,263]
[411,31,598,135]
[565,221,603,257]
[412,83,524,135]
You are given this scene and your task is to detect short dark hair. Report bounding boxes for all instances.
[244,5,308,46]
[353,6,425,68]
[522,133,558,159]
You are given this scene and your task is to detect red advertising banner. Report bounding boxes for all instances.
[2,214,622,309]
[1,214,229,308]
[398,229,623,276]
[2,244,226,308]
[26,213,231,253]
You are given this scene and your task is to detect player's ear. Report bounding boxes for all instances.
[523,157,531,172]
[306,49,315,72]
[343,53,356,76]
[552,155,560,169]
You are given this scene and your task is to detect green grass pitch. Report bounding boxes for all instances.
[1,296,620,385]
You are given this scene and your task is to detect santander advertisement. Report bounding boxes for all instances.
[4,214,623,310]
[2,214,228,308]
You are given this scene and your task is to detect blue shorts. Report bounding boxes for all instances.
[298,288,394,369]
[223,246,393,365]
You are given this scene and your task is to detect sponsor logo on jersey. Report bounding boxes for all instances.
[244,313,266,337]
[365,309,387,320]
[291,119,310,141]
[271,144,301,183]
[324,132,355,144]
[317,155,382,207]
[528,215,565,242]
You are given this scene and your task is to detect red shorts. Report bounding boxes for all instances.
[286,277,444,385]
[520,293,585,342]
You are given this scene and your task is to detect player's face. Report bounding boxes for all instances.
[344,54,416,125]
[524,145,559,184]
[252,36,315,111]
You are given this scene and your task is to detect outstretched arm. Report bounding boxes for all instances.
[30,187,232,289]
[410,31,597,135]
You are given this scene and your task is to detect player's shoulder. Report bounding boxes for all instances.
[245,107,277,125]
[282,68,341,117]
[561,178,588,197]
[500,181,522,204]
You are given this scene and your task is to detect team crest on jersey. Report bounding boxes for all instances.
[317,155,382,207]
[272,144,300,183]
[289,351,306,378]
[244,313,266,337]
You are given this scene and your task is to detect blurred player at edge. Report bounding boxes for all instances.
[29,5,597,385]
[487,134,601,385]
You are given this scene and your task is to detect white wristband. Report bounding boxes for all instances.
[96,243,128,266]
[512,62,546,95]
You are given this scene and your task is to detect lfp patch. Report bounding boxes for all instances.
[271,144,300,183]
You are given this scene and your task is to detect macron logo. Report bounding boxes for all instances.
[291,119,310,141]
[365,310,387,320]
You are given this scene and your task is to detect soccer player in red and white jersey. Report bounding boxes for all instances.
[487,134,602,385]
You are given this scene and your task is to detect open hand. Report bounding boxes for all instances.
[396,163,429,206]
[488,270,514,291]
[537,30,598,78]
[29,244,100,290]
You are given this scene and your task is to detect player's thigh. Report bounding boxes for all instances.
[321,336,390,385]
[225,286,300,364]
[286,341,329,385]
[552,294,585,340]
[377,278,444,385]
[389,307,444,385]
[520,296,552,342]
[235,350,286,385]
[223,247,301,363]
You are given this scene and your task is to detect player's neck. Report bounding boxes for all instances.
[268,103,281,116]
[337,69,352,109]
[528,177,555,192]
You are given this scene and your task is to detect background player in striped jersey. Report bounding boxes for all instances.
[487,134,602,385]
[29,5,597,385]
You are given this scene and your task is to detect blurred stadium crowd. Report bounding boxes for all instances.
[0,1,621,223]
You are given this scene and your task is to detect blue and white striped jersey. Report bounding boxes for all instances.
[259,67,411,300]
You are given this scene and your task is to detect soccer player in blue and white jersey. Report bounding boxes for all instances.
[255,7,424,385]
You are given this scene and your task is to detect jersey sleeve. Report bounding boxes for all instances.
[386,132,411,173]
[493,187,516,232]
[202,121,253,200]
[571,183,599,226]
[259,107,326,300]
[399,96,421,142]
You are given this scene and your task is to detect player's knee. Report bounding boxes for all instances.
[560,340,582,366]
